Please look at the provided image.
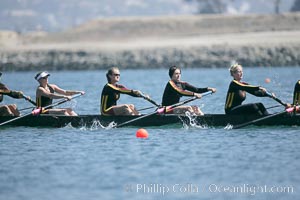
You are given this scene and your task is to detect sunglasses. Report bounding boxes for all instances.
[113,74,120,77]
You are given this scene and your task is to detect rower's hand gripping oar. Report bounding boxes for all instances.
[139,93,160,107]
[18,94,36,111]
[114,91,213,128]
[0,93,83,126]
[265,91,288,107]
[136,93,160,112]
[16,94,37,111]
[33,93,83,114]
[232,106,299,129]
[232,91,291,129]
[21,94,36,106]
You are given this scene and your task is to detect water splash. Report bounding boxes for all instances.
[224,124,233,130]
[104,121,117,130]
[75,119,116,131]
[89,120,118,130]
[90,120,104,130]
[64,122,73,128]
[179,111,208,129]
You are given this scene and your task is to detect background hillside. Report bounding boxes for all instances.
[1,12,300,71]
[0,0,300,71]
[0,0,296,32]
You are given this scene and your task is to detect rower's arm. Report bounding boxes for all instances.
[184,82,209,93]
[232,80,263,96]
[37,86,68,99]
[51,84,70,96]
[0,89,24,99]
[108,83,140,97]
[252,89,267,97]
[65,90,85,96]
[0,88,10,95]
[169,81,194,96]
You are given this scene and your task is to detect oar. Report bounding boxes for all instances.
[137,93,160,112]
[140,93,160,107]
[16,95,36,111]
[266,105,282,110]
[43,93,83,109]
[0,93,83,126]
[137,106,157,112]
[115,91,213,128]
[18,106,36,112]
[232,106,297,129]
[22,95,36,106]
[266,91,287,107]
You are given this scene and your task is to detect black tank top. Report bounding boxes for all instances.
[37,84,54,108]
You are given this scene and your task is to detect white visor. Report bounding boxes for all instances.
[36,71,50,80]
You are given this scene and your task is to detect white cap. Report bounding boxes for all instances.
[35,71,50,81]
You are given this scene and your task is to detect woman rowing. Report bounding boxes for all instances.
[293,80,300,113]
[101,67,147,116]
[225,63,274,115]
[293,80,300,105]
[0,72,32,116]
[35,71,85,116]
[161,66,216,115]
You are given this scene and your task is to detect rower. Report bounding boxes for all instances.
[293,80,300,105]
[35,71,85,116]
[101,67,147,116]
[0,72,32,116]
[293,80,300,113]
[161,65,216,115]
[225,63,273,115]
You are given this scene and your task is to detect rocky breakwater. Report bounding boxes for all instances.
[1,13,300,71]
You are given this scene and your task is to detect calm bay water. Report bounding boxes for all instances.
[0,67,300,200]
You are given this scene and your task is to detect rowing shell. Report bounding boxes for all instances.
[0,113,299,128]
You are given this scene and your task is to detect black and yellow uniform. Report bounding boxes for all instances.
[36,84,54,108]
[293,80,300,105]
[162,80,208,106]
[101,83,140,115]
[0,83,24,116]
[225,80,268,115]
[0,83,23,102]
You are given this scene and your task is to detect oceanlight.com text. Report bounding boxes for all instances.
[208,184,294,196]
[125,183,294,196]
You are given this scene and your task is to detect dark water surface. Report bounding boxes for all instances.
[0,67,299,200]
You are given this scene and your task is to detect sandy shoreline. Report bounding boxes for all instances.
[2,31,299,51]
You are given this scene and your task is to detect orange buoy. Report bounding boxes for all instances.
[136,128,148,138]
[265,78,271,83]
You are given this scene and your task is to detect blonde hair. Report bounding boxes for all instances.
[229,63,242,76]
